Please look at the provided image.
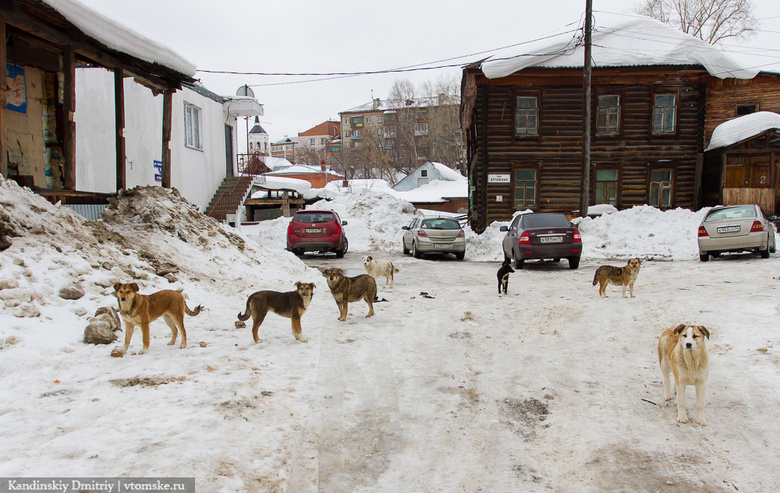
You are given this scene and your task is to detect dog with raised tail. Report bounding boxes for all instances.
[361,255,401,288]
[497,259,514,295]
[237,282,315,343]
[592,258,642,298]
[658,324,710,425]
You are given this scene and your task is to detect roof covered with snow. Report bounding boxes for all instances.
[480,14,760,81]
[42,0,196,77]
[251,176,312,196]
[266,164,342,177]
[706,112,780,151]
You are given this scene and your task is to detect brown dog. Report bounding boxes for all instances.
[592,258,642,298]
[658,324,710,425]
[113,283,202,354]
[322,267,376,321]
[237,282,315,343]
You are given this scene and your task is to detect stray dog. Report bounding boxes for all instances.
[658,324,710,425]
[237,282,315,343]
[592,258,642,298]
[322,267,376,321]
[113,283,202,354]
[362,255,401,287]
[497,259,514,294]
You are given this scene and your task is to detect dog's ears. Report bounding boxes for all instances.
[113,282,121,292]
[698,326,710,339]
[311,282,316,289]
[673,324,688,335]
[130,283,140,292]
[295,281,302,288]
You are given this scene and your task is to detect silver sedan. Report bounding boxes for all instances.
[402,217,466,260]
[697,204,777,261]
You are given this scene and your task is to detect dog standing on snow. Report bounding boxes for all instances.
[658,324,710,425]
[497,259,514,295]
[361,255,401,288]
[592,258,642,298]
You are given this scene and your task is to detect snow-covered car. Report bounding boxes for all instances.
[697,204,776,261]
[286,210,348,257]
[500,212,582,269]
[402,217,465,260]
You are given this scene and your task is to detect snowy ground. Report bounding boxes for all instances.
[1,177,779,492]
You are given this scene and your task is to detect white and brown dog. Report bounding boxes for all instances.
[361,255,401,288]
[658,324,710,425]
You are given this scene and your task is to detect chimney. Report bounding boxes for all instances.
[321,158,327,172]
[372,98,381,110]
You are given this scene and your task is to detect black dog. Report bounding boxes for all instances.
[497,259,515,294]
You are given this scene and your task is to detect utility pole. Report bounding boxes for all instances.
[579,0,593,217]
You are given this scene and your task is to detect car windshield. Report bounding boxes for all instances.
[522,214,571,229]
[704,206,755,222]
[294,212,335,224]
[421,218,460,230]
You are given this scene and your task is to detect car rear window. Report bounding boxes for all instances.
[705,206,755,222]
[522,214,571,229]
[421,218,460,230]
[294,212,335,223]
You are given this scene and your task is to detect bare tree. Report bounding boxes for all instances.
[634,0,759,44]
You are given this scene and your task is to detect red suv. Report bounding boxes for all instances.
[286,210,349,257]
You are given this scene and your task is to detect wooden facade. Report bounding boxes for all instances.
[462,65,710,233]
[1,0,194,203]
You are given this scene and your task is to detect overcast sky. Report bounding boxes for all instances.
[78,0,780,146]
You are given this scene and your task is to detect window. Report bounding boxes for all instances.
[595,169,618,205]
[737,104,758,116]
[365,117,371,123]
[420,169,428,178]
[344,118,349,125]
[350,116,363,127]
[415,122,429,135]
[597,95,620,135]
[650,169,673,207]
[514,169,537,208]
[515,96,538,135]
[653,94,676,134]
[377,116,383,123]
[310,138,315,145]
[183,103,201,149]
[354,141,361,148]
[320,137,326,145]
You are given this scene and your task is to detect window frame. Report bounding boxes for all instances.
[511,164,539,210]
[183,102,202,150]
[648,166,675,208]
[513,90,541,139]
[651,88,679,137]
[596,93,621,137]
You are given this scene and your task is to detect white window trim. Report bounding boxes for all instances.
[183,102,203,151]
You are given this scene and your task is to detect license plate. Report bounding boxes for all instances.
[305,228,323,233]
[717,225,740,234]
[540,236,563,243]
[434,244,452,249]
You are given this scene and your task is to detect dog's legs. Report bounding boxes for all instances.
[694,382,706,426]
[336,301,347,321]
[599,281,607,297]
[629,282,635,298]
[251,310,268,343]
[675,379,689,423]
[660,357,673,401]
[122,322,136,353]
[365,297,375,317]
[140,323,151,354]
[621,285,627,298]
[163,314,178,346]
[291,313,308,342]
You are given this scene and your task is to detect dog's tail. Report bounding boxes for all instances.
[392,263,401,273]
[592,268,599,286]
[185,304,203,317]
[237,297,252,322]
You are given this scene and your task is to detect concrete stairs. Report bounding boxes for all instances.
[205,176,253,223]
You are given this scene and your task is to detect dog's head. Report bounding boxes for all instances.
[322,268,345,284]
[626,258,642,271]
[113,283,140,304]
[295,281,316,299]
[673,324,710,351]
[500,259,514,273]
[361,256,373,266]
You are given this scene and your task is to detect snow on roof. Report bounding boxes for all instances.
[706,112,780,151]
[266,164,342,177]
[42,0,196,77]
[430,162,464,182]
[252,176,312,197]
[481,13,758,80]
[261,156,293,170]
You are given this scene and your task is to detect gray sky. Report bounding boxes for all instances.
[79,0,780,145]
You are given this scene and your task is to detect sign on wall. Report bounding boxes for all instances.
[6,63,27,114]
[153,160,162,182]
[488,174,510,183]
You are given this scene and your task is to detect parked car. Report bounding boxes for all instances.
[500,212,582,269]
[697,204,776,261]
[286,210,348,257]
[402,216,466,260]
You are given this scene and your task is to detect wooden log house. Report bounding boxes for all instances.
[461,15,780,233]
[1,0,195,205]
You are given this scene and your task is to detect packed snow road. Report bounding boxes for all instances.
[286,251,780,492]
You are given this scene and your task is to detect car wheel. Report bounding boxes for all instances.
[455,251,465,261]
[402,240,410,255]
[760,245,770,259]
[513,251,524,270]
[568,256,580,269]
[412,242,422,259]
[293,249,304,257]
[699,252,709,262]
[335,238,348,258]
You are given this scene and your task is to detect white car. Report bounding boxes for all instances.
[402,217,466,260]
[697,204,777,261]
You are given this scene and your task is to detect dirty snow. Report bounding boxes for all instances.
[1,176,779,492]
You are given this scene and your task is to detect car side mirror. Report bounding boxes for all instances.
[769,216,777,221]
[341,221,348,226]
[402,226,409,230]
[499,226,508,232]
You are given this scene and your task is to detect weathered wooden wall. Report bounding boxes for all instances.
[706,74,780,141]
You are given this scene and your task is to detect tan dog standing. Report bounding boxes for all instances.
[322,267,376,321]
[658,324,710,425]
[237,282,315,343]
[361,255,401,287]
[592,258,642,298]
[114,283,202,354]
